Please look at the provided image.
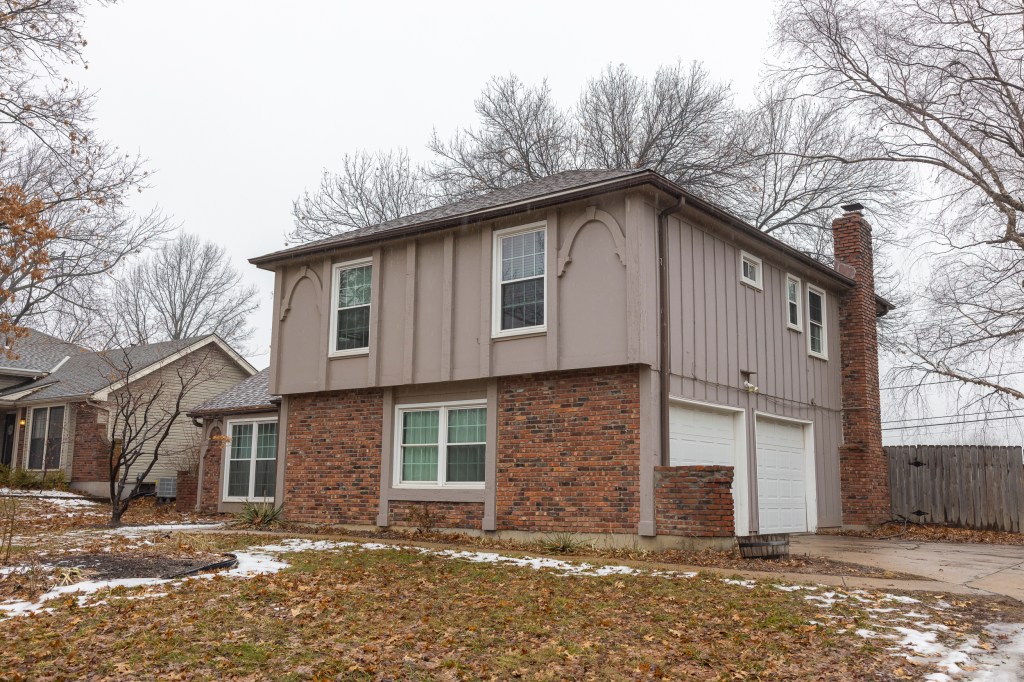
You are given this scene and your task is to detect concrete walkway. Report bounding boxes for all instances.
[793,534,1024,602]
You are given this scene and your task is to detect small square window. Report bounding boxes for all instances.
[739,251,763,290]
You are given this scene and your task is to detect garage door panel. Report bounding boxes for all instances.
[668,404,736,468]
[756,417,809,534]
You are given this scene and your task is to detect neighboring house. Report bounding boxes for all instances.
[188,368,281,513]
[0,331,255,498]
[194,168,892,546]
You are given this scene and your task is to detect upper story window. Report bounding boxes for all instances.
[331,258,372,356]
[395,401,486,487]
[807,286,827,359]
[492,222,546,338]
[27,405,64,470]
[785,274,802,331]
[224,418,278,501]
[739,251,763,290]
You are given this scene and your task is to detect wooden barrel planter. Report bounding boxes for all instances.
[737,533,790,559]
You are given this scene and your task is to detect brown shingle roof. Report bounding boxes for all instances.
[190,368,277,417]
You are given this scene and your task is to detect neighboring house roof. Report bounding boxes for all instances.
[0,336,257,404]
[249,168,894,314]
[189,367,278,417]
[0,329,87,378]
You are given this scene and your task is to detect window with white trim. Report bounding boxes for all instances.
[807,286,827,359]
[785,274,802,331]
[331,258,372,355]
[740,251,763,290]
[493,223,546,337]
[224,419,278,501]
[27,405,64,470]
[396,402,486,487]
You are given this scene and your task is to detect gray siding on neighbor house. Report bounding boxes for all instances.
[270,189,661,396]
[661,206,845,528]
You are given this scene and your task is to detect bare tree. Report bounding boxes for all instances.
[290,149,432,243]
[112,233,259,348]
[0,1,170,349]
[427,75,578,202]
[776,0,1024,402]
[101,343,221,526]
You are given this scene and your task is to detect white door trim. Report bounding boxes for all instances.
[668,396,749,537]
[753,411,817,534]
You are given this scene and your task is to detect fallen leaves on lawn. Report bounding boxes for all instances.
[826,521,1024,545]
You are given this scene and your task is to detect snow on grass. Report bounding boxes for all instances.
[0,488,87,498]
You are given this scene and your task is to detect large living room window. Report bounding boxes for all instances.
[492,222,546,338]
[27,405,64,470]
[330,257,372,356]
[224,419,278,501]
[395,402,486,487]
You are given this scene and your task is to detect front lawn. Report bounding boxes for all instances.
[1,533,1010,680]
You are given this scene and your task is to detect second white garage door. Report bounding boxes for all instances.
[755,416,812,534]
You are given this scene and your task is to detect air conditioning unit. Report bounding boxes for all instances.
[156,477,177,501]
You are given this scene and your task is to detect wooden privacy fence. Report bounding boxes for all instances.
[886,445,1024,533]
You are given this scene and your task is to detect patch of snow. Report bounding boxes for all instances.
[886,594,921,604]
[0,488,86,498]
[107,523,224,536]
[721,578,757,588]
[968,623,1024,681]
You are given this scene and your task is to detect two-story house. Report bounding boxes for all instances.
[191,168,892,546]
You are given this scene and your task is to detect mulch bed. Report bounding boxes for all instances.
[51,553,229,580]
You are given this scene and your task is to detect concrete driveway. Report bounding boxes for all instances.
[792,534,1024,601]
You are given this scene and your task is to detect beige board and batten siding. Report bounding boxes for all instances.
[270,189,660,395]
[106,345,252,484]
[662,205,844,528]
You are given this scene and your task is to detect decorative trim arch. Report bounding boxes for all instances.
[279,266,322,321]
[557,205,627,276]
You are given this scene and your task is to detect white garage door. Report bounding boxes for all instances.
[755,416,810,534]
[669,403,737,467]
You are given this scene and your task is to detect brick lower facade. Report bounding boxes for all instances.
[496,366,640,533]
[199,431,223,514]
[388,501,484,530]
[176,469,198,512]
[283,388,384,524]
[654,466,734,537]
[70,402,111,483]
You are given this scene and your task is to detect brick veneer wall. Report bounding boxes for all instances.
[70,402,110,484]
[199,429,223,514]
[832,209,890,526]
[388,501,484,530]
[176,469,197,512]
[283,388,384,524]
[496,366,640,533]
[654,466,734,537]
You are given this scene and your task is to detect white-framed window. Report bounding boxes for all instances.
[394,401,486,488]
[739,251,763,290]
[807,286,828,359]
[26,405,65,470]
[330,257,373,356]
[785,274,802,331]
[223,418,278,501]
[492,222,547,338]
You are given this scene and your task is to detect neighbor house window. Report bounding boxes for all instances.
[807,286,827,359]
[493,222,546,337]
[224,419,278,501]
[27,406,64,470]
[331,258,372,356]
[785,274,802,331]
[396,402,486,487]
[740,251,763,290]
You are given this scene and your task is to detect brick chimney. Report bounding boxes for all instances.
[832,204,889,527]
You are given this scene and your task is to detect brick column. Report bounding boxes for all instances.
[832,204,889,526]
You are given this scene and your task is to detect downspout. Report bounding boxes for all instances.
[657,195,684,465]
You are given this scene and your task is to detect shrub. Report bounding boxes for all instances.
[41,470,67,491]
[406,503,436,533]
[234,502,283,528]
[539,532,591,554]
[8,468,39,491]
[0,463,10,487]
